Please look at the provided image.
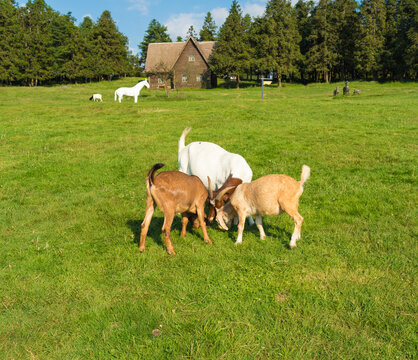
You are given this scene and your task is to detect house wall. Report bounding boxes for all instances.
[148,74,172,91]
[173,41,213,89]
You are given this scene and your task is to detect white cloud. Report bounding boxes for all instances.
[165,12,205,40]
[211,7,229,28]
[164,1,268,40]
[242,2,266,18]
[127,0,150,15]
[82,14,93,20]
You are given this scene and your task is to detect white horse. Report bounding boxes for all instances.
[114,79,150,103]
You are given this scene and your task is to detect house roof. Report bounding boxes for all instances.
[145,37,216,73]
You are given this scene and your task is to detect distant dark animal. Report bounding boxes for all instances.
[353,89,361,95]
[343,82,350,95]
[89,94,102,102]
[333,86,340,96]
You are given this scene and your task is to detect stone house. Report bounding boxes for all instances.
[145,37,217,90]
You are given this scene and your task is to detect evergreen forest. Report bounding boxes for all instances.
[0,0,416,86]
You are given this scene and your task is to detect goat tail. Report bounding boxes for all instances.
[89,95,93,100]
[147,163,165,191]
[300,165,311,189]
[178,127,192,154]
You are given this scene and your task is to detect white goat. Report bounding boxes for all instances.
[215,165,310,249]
[178,127,254,224]
[89,94,102,102]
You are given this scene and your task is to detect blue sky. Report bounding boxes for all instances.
[18,0,268,55]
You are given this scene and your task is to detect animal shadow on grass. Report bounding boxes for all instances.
[126,218,164,249]
[126,217,204,251]
[224,221,292,248]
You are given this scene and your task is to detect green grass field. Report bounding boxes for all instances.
[0,79,417,359]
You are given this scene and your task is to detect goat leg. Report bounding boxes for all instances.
[197,207,212,244]
[139,196,155,252]
[180,213,189,237]
[255,215,266,240]
[162,212,176,255]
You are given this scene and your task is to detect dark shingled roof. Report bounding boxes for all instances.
[145,37,216,73]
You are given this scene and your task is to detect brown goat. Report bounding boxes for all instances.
[215,165,310,249]
[139,163,212,255]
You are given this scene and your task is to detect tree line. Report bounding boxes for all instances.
[141,0,416,87]
[0,0,140,86]
[1,0,416,86]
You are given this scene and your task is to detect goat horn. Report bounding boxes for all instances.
[207,176,213,199]
[215,186,235,202]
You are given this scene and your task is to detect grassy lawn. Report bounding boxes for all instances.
[0,79,416,359]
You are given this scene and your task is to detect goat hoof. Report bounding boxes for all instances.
[167,248,176,255]
[205,239,213,245]
[260,235,266,240]
[139,246,145,252]
[289,243,297,249]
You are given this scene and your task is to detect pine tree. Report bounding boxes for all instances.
[396,0,417,79]
[49,12,79,82]
[252,0,301,87]
[381,0,399,79]
[199,12,217,41]
[139,19,171,67]
[94,10,130,80]
[305,0,339,82]
[0,0,23,84]
[78,16,97,82]
[295,0,315,82]
[210,1,250,88]
[331,0,360,80]
[21,0,56,86]
[185,25,197,40]
[354,0,386,80]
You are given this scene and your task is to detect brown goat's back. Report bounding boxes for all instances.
[151,171,208,214]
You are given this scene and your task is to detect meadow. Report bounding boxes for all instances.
[0,79,416,359]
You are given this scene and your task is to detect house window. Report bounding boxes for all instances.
[182,74,188,83]
[196,75,202,82]
[158,77,164,84]
[188,54,195,62]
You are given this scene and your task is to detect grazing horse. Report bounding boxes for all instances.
[114,79,150,103]
[90,94,102,102]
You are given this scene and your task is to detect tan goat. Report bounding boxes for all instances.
[140,163,212,255]
[213,165,310,249]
